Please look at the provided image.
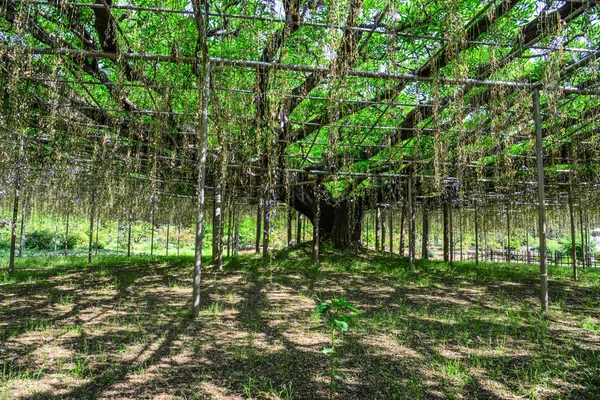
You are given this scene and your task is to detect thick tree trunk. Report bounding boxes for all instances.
[288,185,363,250]
[329,199,362,249]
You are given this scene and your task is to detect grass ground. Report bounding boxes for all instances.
[1,246,599,399]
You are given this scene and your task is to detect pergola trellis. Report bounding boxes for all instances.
[1,0,599,314]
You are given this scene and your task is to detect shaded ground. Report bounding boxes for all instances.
[1,248,599,399]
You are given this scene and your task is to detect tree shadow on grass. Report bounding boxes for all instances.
[3,252,600,399]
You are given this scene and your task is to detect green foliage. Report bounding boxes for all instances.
[62,231,87,250]
[531,239,564,256]
[559,235,597,259]
[25,229,56,250]
[315,297,362,399]
[507,237,522,251]
[0,230,10,250]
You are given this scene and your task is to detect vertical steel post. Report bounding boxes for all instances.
[88,190,95,264]
[534,89,548,312]
[193,60,211,318]
[8,175,20,275]
[408,175,414,271]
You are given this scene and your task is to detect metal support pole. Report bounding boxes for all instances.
[8,175,20,275]
[127,218,132,258]
[193,59,211,318]
[233,206,239,257]
[226,203,232,258]
[88,190,95,264]
[399,201,406,256]
[389,206,394,254]
[365,216,369,250]
[506,203,511,264]
[255,198,261,254]
[475,207,479,265]
[375,206,380,252]
[449,202,453,265]
[64,213,70,256]
[95,216,100,256]
[177,224,181,256]
[150,210,155,256]
[213,181,224,267]
[459,207,463,261]
[526,229,530,265]
[579,205,585,269]
[381,206,386,253]
[568,188,578,280]
[421,201,429,260]
[166,222,170,256]
[312,181,321,265]
[534,89,548,312]
[296,212,302,244]
[262,184,270,260]
[18,203,25,258]
[54,217,59,257]
[443,201,450,262]
[287,204,293,247]
[408,175,414,271]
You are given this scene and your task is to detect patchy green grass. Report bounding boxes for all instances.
[1,247,599,399]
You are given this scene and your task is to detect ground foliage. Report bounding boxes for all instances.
[1,248,599,399]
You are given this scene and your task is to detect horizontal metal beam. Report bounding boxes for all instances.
[21,0,598,54]
[4,46,600,95]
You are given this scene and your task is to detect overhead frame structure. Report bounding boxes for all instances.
[1,0,600,312]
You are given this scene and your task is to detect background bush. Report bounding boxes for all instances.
[25,230,56,250]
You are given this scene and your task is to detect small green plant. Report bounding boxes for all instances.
[315,297,362,399]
